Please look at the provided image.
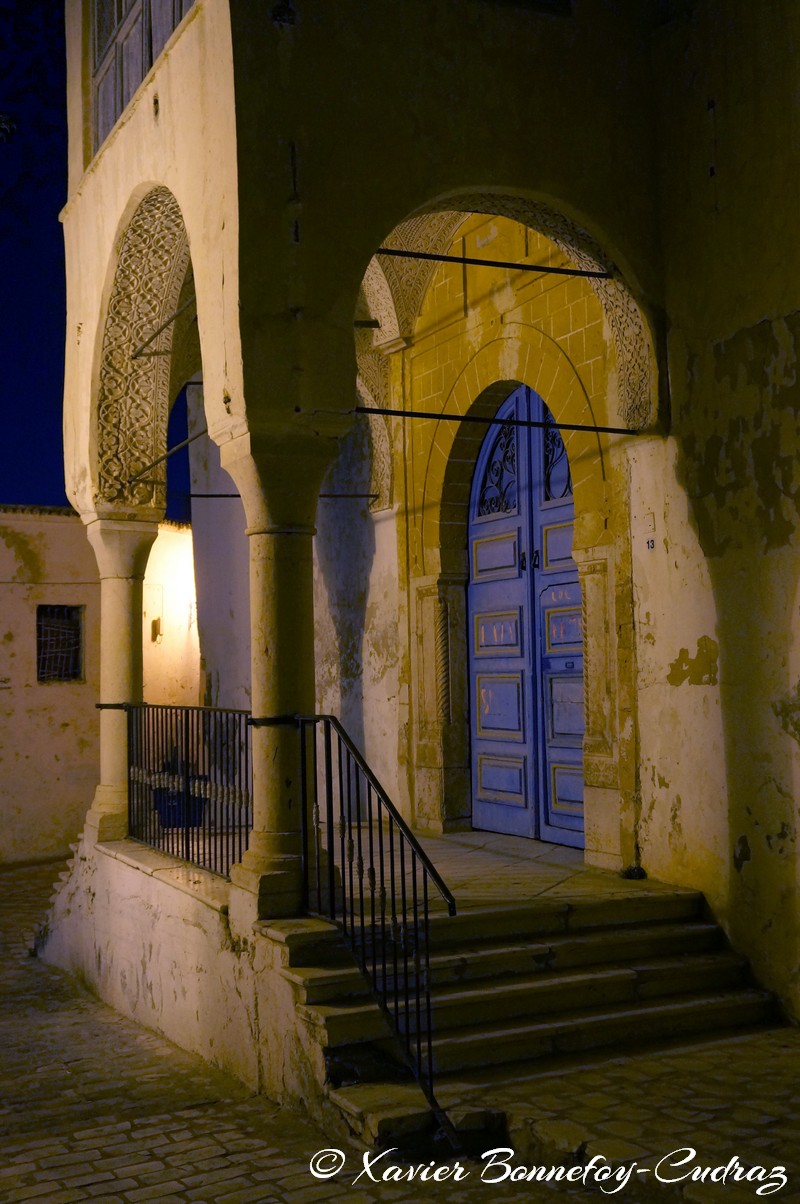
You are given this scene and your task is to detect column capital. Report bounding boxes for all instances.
[218,428,341,531]
[84,515,159,580]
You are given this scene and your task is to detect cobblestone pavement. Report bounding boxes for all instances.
[2,861,800,1203]
[441,1027,800,1202]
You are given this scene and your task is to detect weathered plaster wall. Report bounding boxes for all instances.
[187,388,251,711]
[40,840,330,1114]
[314,417,400,799]
[142,523,202,705]
[0,510,201,865]
[0,508,99,864]
[629,437,728,911]
[651,0,800,1012]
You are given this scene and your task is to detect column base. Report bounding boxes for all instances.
[228,851,304,929]
[83,785,129,844]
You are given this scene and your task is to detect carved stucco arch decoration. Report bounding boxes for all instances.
[382,197,657,430]
[357,258,405,352]
[379,211,469,341]
[95,186,192,512]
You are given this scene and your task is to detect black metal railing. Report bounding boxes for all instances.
[127,703,252,878]
[299,714,457,1124]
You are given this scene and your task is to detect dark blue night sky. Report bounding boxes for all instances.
[0,1,69,508]
[0,2,191,518]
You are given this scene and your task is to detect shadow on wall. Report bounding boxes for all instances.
[674,362,800,1016]
[314,416,377,755]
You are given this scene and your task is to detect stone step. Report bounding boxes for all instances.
[327,1080,506,1151]
[422,952,747,1031]
[327,1081,435,1147]
[423,920,724,987]
[258,916,351,968]
[425,890,704,947]
[287,919,727,1005]
[296,950,747,1049]
[429,989,776,1073]
[299,997,391,1047]
[282,962,373,1004]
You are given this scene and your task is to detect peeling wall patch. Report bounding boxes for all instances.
[667,635,719,686]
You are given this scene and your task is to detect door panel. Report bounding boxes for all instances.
[468,386,585,846]
[473,531,520,577]
[477,754,528,805]
[469,393,535,837]
[476,673,526,738]
[474,609,522,656]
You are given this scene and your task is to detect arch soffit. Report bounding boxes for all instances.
[92,185,192,515]
[364,195,657,432]
[356,374,393,512]
[419,330,602,576]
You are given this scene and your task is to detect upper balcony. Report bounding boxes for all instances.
[91,0,195,153]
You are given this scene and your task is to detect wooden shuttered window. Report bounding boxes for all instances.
[91,0,195,152]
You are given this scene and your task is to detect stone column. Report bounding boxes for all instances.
[83,517,158,843]
[220,431,334,924]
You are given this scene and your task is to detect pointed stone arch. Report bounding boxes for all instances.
[375,195,658,431]
[94,186,192,513]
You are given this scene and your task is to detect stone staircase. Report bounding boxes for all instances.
[21,841,82,957]
[277,888,778,1147]
[50,840,81,902]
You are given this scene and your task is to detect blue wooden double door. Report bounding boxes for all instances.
[467,386,585,847]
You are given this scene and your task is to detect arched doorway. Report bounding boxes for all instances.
[468,385,584,847]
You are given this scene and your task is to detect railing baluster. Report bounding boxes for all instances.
[337,729,347,936]
[323,720,334,920]
[367,783,376,990]
[423,871,433,1096]
[299,719,309,911]
[347,749,358,964]
[412,849,421,1074]
[126,702,252,881]
[355,764,365,965]
[399,837,409,1055]
[146,707,150,841]
[389,816,399,1029]
[378,797,387,998]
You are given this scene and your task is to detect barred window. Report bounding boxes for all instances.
[36,606,84,683]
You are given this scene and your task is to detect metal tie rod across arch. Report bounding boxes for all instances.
[128,249,607,364]
[125,408,636,495]
[376,246,613,280]
[131,294,197,360]
[125,426,376,498]
[355,406,639,437]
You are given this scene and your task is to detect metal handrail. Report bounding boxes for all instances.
[298,713,457,1137]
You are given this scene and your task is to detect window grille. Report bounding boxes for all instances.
[92,0,196,151]
[36,606,84,683]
